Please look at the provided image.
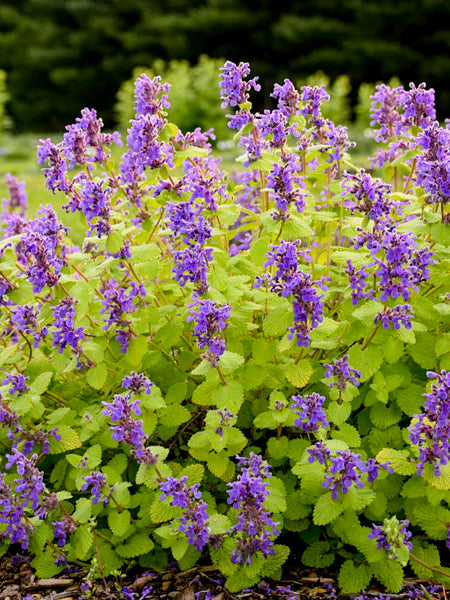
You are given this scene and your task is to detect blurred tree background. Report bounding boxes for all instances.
[0,0,449,132]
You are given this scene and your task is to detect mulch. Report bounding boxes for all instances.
[0,556,447,600]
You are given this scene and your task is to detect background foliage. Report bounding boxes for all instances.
[0,0,449,131]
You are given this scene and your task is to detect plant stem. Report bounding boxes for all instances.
[410,553,450,579]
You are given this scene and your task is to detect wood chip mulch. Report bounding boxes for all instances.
[0,556,448,600]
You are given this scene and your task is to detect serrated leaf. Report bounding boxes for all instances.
[370,402,402,429]
[72,524,93,560]
[31,371,53,395]
[422,462,450,490]
[106,229,124,254]
[331,423,361,447]
[108,509,131,537]
[413,503,450,539]
[72,497,92,524]
[326,400,351,425]
[338,560,372,593]
[372,558,404,592]
[313,492,343,525]
[263,306,292,337]
[31,549,63,579]
[86,363,107,390]
[265,477,287,513]
[207,451,230,477]
[209,513,231,535]
[116,533,154,557]
[260,544,290,577]
[284,360,313,388]
[213,380,244,413]
[353,301,385,325]
[376,448,416,475]
[180,463,204,485]
[302,541,335,568]
[218,351,245,373]
[267,436,289,461]
[410,541,441,579]
[48,425,81,453]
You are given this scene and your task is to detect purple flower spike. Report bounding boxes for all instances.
[368,516,412,561]
[122,372,153,395]
[324,354,360,389]
[226,453,279,565]
[290,392,328,432]
[160,476,210,552]
[219,61,261,109]
[187,298,231,365]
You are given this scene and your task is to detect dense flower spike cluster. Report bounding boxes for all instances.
[368,516,413,560]
[102,373,158,466]
[100,278,146,353]
[256,241,326,346]
[324,355,361,389]
[51,297,85,356]
[1,62,450,591]
[408,370,450,476]
[267,156,307,217]
[81,471,114,507]
[2,173,27,213]
[160,475,210,551]
[219,61,261,109]
[14,205,69,294]
[307,445,393,499]
[226,453,279,565]
[416,121,450,205]
[290,392,328,432]
[342,170,396,221]
[187,298,231,365]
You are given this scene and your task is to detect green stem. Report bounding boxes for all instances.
[409,553,450,579]
[361,325,379,350]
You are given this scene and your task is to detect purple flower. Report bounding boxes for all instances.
[172,245,213,295]
[322,449,367,499]
[267,155,307,215]
[10,304,48,349]
[409,370,450,476]
[342,169,396,220]
[52,516,76,547]
[2,173,27,213]
[1,372,30,396]
[375,305,414,330]
[81,471,114,507]
[0,402,21,440]
[290,392,328,432]
[121,371,153,395]
[271,79,300,118]
[51,297,85,355]
[102,392,158,466]
[37,139,70,194]
[300,86,330,121]
[75,177,113,238]
[187,298,231,365]
[368,516,412,560]
[226,453,279,565]
[133,74,170,117]
[324,354,360,389]
[215,408,236,437]
[160,476,210,551]
[416,121,450,206]
[370,84,406,142]
[219,61,261,109]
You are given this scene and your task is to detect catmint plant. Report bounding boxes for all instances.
[0,61,448,594]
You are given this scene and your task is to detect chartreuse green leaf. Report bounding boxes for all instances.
[284,359,313,387]
[116,533,155,557]
[48,425,81,453]
[31,549,63,579]
[371,558,404,592]
[108,509,131,537]
[338,560,372,593]
[313,492,343,525]
[376,448,416,475]
[411,540,442,579]
[302,541,335,568]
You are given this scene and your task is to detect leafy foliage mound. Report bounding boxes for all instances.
[0,62,449,594]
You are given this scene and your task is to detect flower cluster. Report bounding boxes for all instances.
[416,121,450,206]
[187,298,231,365]
[100,278,146,353]
[102,373,158,466]
[290,392,328,433]
[408,370,450,476]
[1,372,30,396]
[52,516,76,547]
[10,304,48,349]
[267,155,307,217]
[307,445,393,499]
[81,471,114,507]
[2,173,27,213]
[226,453,279,565]
[160,475,210,551]
[342,169,396,221]
[51,297,85,356]
[368,516,412,561]
[14,205,69,294]
[219,61,261,109]
[256,241,326,347]
[324,354,360,389]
